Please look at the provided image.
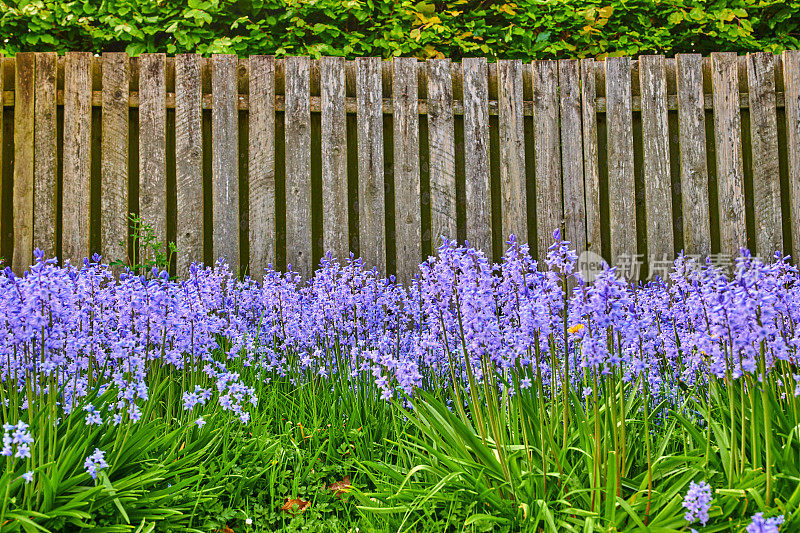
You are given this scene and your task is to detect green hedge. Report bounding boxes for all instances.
[2,0,799,59]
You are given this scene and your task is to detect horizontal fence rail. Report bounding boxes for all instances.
[0,52,799,282]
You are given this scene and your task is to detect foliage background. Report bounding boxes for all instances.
[1,0,799,59]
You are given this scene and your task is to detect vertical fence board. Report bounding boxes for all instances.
[13,53,35,274]
[559,60,586,256]
[581,58,602,257]
[285,56,312,276]
[462,58,491,255]
[392,57,420,283]
[248,55,276,279]
[63,52,92,265]
[497,60,527,244]
[785,50,800,262]
[532,60,562,261]
[747,52,782,258]
[640,55,674,264]
[101,52,130,267]
[175,54,203,274]
[34,52,57,258]
[320,56,348,262]
[139,53,167,247]
[711,52,747,257]
[211,54,239,269]
[675,54,711,257]
[356,57,386,271]
[427,58,457,245]
[605,57,637,264]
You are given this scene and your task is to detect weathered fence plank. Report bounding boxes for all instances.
[101,52,130,268]
[285,56,312,276]
[785,50,800,262]
[711,52,747,257]
[63,52,93,265]
[581,58,602,257]
[497,59,527,244]
[248,55,276,279]
[34,52,58,259]
[356,57,386,271]
[212,54,240,270]
[392,57,421,283]
[532,60,562,261]
[320,56,348,263]
[13,52,35,274]
[747,52,782,258]
[605,56,637,265]
[427,58,457,246]
[675,54,711,257]
[559,60,586,256]
[139,53,167,247]
[175,53,204,274]
[640,55,674,264]
[462,57,491,255]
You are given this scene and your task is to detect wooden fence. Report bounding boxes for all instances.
[0,51,799,281]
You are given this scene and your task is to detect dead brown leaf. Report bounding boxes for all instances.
[280,497,310,515]
[328,475,351,497]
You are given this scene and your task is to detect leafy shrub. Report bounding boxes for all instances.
[1,0,798,59]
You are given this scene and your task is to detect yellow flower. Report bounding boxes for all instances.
[568,324,585,334]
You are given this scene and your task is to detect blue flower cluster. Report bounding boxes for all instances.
[683,480,713,525]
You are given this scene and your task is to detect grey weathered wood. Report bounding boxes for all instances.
[462,58,491,255]
[532,60,562,261]
[711,52,747,257]
[675,54,711,257]
[249,55,276,279]
[211,54,240,270]
[427,58,457,245]
[175,53,204,274]
[285,56,312,276]
[138,53,167,247]
[497,59,527,244]
[13,53,34,274]
[639,55,674,264]
[33,52,57,259]
[356,57,386,271]
[320,56,348,263]
[392,57,420,283]
[747,52,782,258]
[559,60,586,256]
[581,58,601,257]
[605,57,637,266]
[63,52,93,265]
[101,52,130,268]
[785,50,800,262]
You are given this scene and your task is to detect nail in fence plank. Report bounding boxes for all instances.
[285,56,312,276]
[711,52,747,257]
[675,54,711,257]
[101,52,130,268]
[34,52,58,259]
[13,53,35,274]
[249,55,276,280]
[175,54,204,274]
[785,50,800,262]
[497,59,527,244]
[212,54,240,270]
[392,57,421,283]
[356,57,386,272]
[427,58,457,245]
[321,56,348,263]
[532,60,562,261]
[747,52,782,258]
[462,58,491,255]
[605,57,637,265]
[139,53,167,247]
[559,60,586,257]
[63,52,93,265]
[581,58,602,257]
[640,55,674,263]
